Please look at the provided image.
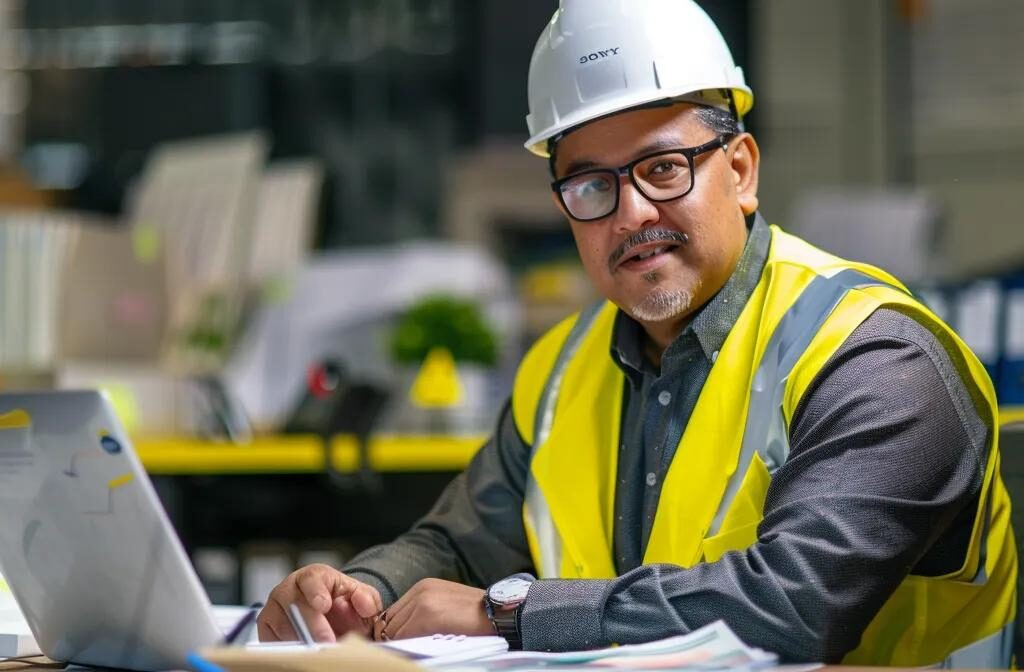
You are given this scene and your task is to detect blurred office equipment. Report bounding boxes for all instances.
[0,210,82,375]
[191,547,240,607]
[786,189,943,286]
[247,159,323,285]
[10,0,478,248]
[128,132,268,373]
[224,242,519,434]
[444,144,596,340]
[239,543,292,608]
[41,130,320,439]
[952,280,1003,386]
[59,222,167,362]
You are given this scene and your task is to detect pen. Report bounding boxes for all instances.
[221,602,263,646]
[286,603,316,647]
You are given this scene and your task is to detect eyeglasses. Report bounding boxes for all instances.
[551,134,733,222]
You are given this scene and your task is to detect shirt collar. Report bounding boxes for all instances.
[610,213,772,377]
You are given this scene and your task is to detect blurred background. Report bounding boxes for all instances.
[0,0,1022,605]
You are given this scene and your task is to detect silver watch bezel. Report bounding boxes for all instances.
[487,574,534,607]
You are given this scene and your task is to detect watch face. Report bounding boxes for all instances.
[489,577,533,605]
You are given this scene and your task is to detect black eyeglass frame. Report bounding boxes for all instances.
[550,133,735,222]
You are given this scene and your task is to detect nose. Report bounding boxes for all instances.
[612,178,659,234]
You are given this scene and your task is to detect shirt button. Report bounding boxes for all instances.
[711,350,720,363]
[646,472,657,487]
[657,390,671,406]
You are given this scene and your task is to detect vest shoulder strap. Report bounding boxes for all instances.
[512,301,607,446]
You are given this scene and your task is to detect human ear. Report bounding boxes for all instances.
[728,132,760,216]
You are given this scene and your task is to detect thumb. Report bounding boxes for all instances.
[348,583,383,619]
[296,568,345,614]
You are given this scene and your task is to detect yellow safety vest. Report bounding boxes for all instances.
[511,226,1016,667]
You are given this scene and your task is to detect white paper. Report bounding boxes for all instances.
[380,634,508,667]
[472,620,777,670]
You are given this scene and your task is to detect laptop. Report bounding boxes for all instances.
[0,390,248,670]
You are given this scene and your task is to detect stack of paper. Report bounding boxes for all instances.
[449,621,777,670]
[247,159,323,285]
[127,132,268,374]
[198,621,783,672]
[0,211,84,374]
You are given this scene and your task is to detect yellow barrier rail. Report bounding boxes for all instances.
[1002,405,1024,426]
[136,434,487,475]
[136,406,1024,475]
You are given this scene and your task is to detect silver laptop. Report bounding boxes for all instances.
[0,390,244,670]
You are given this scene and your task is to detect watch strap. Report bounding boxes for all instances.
[490,602,523,650]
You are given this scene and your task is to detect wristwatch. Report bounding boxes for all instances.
[484,573,535,650]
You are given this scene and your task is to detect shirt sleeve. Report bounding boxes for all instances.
[342,399,535,606]
[519,308,990,662]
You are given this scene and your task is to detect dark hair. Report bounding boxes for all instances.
[694,105,740,136]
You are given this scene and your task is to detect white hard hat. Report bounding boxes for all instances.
[524,0,754,157]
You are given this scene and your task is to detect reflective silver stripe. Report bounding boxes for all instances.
[524,300,606,578]
[707,269,895,536]
[971,485,993,585]
[936,620,1013,669]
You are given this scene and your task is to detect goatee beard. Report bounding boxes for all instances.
[629,286,693,322]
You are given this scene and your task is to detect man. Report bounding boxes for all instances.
[258,0,1016,665]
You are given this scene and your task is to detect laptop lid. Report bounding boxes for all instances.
[0,390,222,670]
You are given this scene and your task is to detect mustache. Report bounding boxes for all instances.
[608,229,689,272]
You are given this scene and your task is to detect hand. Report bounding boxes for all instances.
[379,578,493,640]
[257,564,383,643]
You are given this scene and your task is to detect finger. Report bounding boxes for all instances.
[257,600,296,642]
[384,587,425,641]
[296,569,337,614]
[294,602,337,643]
[349,583,383,619]
[386,602,424,640]
[326,596,370,637]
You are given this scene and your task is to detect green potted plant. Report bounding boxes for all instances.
[390,295,498,369]
[388,295,499,431]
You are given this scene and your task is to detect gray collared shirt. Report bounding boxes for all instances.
[344,214,988,663]
[610,215,771,571]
